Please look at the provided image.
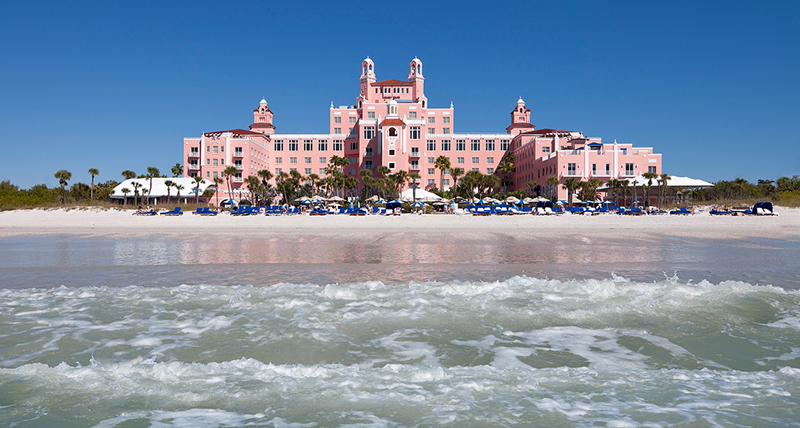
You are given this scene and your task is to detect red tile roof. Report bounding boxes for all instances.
[204,129,263,136]
[380,118,406,126]
[521,128,572,135]
[374,79,411,86]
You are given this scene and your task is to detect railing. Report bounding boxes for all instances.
[233,151,244,157]
[619,170,641,177]
[188,164,200,170]
[233,177,244,183]
[566,150,582,156]
[564,170,582,177]
[188,151,200,157]
[409,165,421,171]
[235,164,244,170]
[410,151,421,157]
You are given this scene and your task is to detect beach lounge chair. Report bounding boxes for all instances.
[160,207,182,216]
[749,202,777,216]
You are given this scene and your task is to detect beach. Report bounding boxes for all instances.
[1,206,798,241]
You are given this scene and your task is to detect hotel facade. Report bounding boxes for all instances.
[183,57,662,200]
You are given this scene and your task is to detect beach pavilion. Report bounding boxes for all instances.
[111,178,214,205]
[598,175,713,206]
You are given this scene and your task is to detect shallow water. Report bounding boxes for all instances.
[0,235,799,426]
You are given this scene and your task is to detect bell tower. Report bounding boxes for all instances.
[360,57,376,102]
[506,97,534,135]
[409,57,425,106]
[250,98,275,134]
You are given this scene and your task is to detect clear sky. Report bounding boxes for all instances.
[1,1,798,188]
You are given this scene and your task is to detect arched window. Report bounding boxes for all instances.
[389,127,398,137]
[422,100,426,108]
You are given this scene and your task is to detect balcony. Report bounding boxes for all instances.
[187,163,200,170]
[233,177,244,183]
[564,170,582,177]
[619,170,641,177]
[188,151,200,158]
[409,150,421,158]
[233,150,244,158]
[235,164,244,170]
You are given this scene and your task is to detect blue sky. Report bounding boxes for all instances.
[1,1,798,188]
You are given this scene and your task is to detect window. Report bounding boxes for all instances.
[207,146,210,152]
[213,159,218,166]
[365,147,373,157]
[318,140,328,151]
[457,157,465,164]
[487,157,494,164]
[366,160,373,169]
[275,168,282,174]
[212,171,217,178]
[319,168,326,174]
[364,126,375,140]
[456,140,465,151]
[472,157,479,164]
[305,157,312,164]
[409,112,417,119]
[428,128,435,134]
[472,168,479,172]
[442,179,450,186]
[349,117,356,124]
[334,117,341,124]
[441,140,451,151]
[542,146,550,153]
[305,168,312,175]
[428,168,435,174]
[389,149,396,156]
[349,168,355,175]
[334,128,342,135]
[486,168,494,174]
[319,157,327,164]
[592,163,597,175]
[275,157,282,164]
[290,157,297,164]
[428,179,435,186]
[428,117,435,124]
[367,112,375,119]
[410,160,419,170]
[486,140,495,151]
[648,166,657,174]
[333,140,343,151]
[606,163,611,174]
[348,128,353,134]
[427,140,436,151]
[410,126,421,139]
[304,140,313,151]
[411,147,419,157]
[442,128,450,134]
[442,117,450,124]
[625,163,634,175]
[428,157,435,164]
[471,140,480,151]
[348,157,356,164]
[500,140,510,150]
[213,146,218,154]
[389,162,396,169]
[568,163,577,175]
[350,141,358,151]
[206,159,210,165]
[288,140,298,151]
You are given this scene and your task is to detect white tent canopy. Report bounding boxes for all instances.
[111,178,214,199]
[400,188,443,201]
[598,175,713,190]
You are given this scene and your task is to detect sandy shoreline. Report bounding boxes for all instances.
[0,207,797,241]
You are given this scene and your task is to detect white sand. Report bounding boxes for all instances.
[0,207,797,241]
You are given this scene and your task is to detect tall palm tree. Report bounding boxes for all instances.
[193,176,204,204]
[213,177,223,206]
[223,165,238,202]
[146,167,160,205]
[120,187,130,206]
[359,169,374,199]
[642,171,658,207]
[526,181,537,197]
[121,170,136,181]
[171,163,183,177]
[164,180,174,204]
[390,170,408,198]
[174,184,184,204]
[658,174,672,208]
[620,179,630,207]
[497,154,516,194]
[733,177,748,200]
[131,181,142,206]
[258,169,274,187]
[407,172,421,201]
[434,155,451,191]
[88,168,99,201]
[562,178,581,207]
[54,170,71,204]
[450,167,464,198]
[307,173,320,195]
[546,175,560,200]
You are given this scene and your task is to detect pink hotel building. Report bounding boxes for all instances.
[183,57,662,200]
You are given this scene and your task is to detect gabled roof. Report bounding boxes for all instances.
[374,79,412,86]
[380,118,406,126]
[204,129,263,136]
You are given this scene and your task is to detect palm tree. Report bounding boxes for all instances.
[407,172,421,201]
[174,184,184,204]
[658,174,672,208]
[146,167,160,205]
[620,179,630,207]
[562,178,581,207]
[526,181,537,197]
[733,177,748,200]
[223,166,238,202]
[171,163,183,177]
[54,170,71,204]
[213,177,223,206]
[164,180,174,204]
[307,173,320,195]
[390,170,408,198]
[359,169,374,199]
[497,153,516,194]
[642,171,658,207]
[88,168,99,201]
[434,156,451,191]
[258,169,274,186]
[120,187,130,206]
[546,175,560,200]
[192,176,204,204]
[450,167,464,198]
[131,181,142,206]
[121,170,136,181]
